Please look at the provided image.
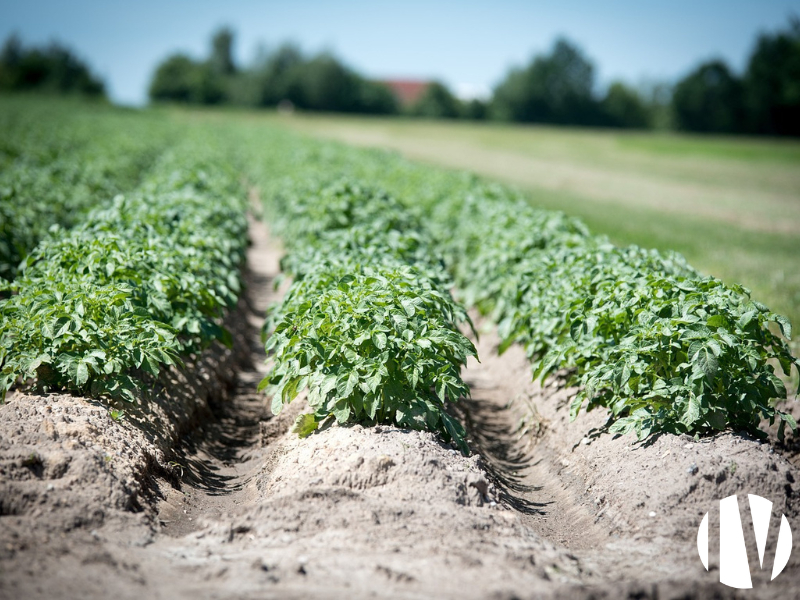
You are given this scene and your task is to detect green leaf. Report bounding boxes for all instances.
[282,377,301,404]
[706,314,727,329]
[768,374,787,398]
[372,332,387,350]
[271,392,284,416]
[441,413,469,455]
[292,413,319,438]
[682,395,701,427]
[780,412,797,431]
[332,399,351,422]
[143,355,160,377]
[693,345,718,382]
[363,392,379,420]
[776,315,792,340]
[75,362,89,387]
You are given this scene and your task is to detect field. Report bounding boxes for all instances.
[275,113,800,338]
[1,97,799,599]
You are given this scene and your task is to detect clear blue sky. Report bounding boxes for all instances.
[2,0,799,105]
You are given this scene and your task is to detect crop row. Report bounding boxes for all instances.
[3,106,794,444]
[0,98,174,281]
[246,130,797,441]
[258,178,476,452]
[0,139,247,402]
[431,187,797,439]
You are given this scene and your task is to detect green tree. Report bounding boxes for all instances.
[743,18,800,135]
[411,81,461,118]
[672,60,744,133]
[0,35,105,96]
[297,53,360,111]
[601,81,651,128]
[210,27,236,75]
[462,98,488,120]
[357,79,399,114]
[491,37,601,125]
[148,54,223,104]
[250,43,305,106]
[147,30,395,114]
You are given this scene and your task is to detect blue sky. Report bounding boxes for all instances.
[2,0,799,105]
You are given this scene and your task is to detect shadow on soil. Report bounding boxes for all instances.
[162,265,273,496]
[456,395,549,516]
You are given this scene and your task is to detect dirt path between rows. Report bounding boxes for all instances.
[1,216,799,599]
[461,324,800,597]
[151,214,280,540]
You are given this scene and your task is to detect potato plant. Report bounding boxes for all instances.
[0,141,248,402]
[430,184,799,440]
[247,133,797,442]
[260,179,476,452]
[0,97,173,281]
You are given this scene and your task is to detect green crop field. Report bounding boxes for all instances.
[260,113,800,342]
[2,97,798,441]
[3,96,800,599]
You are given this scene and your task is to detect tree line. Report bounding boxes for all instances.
[147,20,799,135]
[147,29,398,114]
[672,18,800,136]
[2,18,798,136]
[0,34,105,97]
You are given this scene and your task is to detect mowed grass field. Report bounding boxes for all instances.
[267,113,800,344]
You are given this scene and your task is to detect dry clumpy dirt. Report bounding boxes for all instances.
[1,216,798,600]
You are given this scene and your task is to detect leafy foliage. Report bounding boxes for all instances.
[0,139,247,402]
[744,18,800,136]
[417,180,799,440]
[244,130,798,442]
[601,81,652,129]
[259,179,475,452]
[491,37,603,125]
[149,54,226,105]
[0,97,173,280]
[149,31,399,115]
[673,61,745,133]
[7,100,794,446]
[411,81,462,119]
[672,18,800,136]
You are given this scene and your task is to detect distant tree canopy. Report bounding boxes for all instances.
[672,19,800,135]
[491,38,651,129]
[461,98,488,120]
[0,35,105,96]
[149,55,225,104]
[672,61,744,133]
[149,30,397,114]
[261,51,397,113]
[411,81,461,118]
[744,18,800,135]
[492,38,601,125]
[601,81,651,129]
[210,28,236,76]
[140,17,800,136]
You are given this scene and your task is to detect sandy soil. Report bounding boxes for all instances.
[1,216,798,599]
[460,325,800,598]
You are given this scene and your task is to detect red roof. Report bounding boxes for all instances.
[380,79,430,107]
